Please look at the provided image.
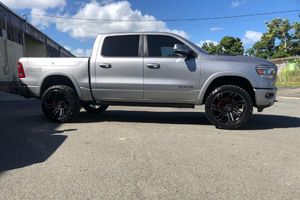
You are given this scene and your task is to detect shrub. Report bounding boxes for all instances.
[295,58,300,72]
[277,68,300,83]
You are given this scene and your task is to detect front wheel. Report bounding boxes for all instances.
[41,85,81,123]
[205,85,253,129]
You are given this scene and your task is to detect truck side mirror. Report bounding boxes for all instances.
[174,44,190,56]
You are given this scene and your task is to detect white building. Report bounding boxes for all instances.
[0,2,74,92]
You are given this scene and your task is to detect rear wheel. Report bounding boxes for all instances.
[205,85,253,129]
[82,104,108,114]
[41,85,81,123]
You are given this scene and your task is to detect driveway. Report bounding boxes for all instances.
[0,92,300,199]
[277,86,300,99]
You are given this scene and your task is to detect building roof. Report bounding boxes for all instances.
[0,2,74,57]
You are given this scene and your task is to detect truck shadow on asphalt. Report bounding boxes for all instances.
[246,114,300,130]
[78,110,212,125]
[0,100,75,172]
[77,110,300,130]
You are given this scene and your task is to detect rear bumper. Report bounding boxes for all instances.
[12,81,31,98]
[254,87,277,111]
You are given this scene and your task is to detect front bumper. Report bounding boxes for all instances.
[12,81,31,98]
[254,87,277,112]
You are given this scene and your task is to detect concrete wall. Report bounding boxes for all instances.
[272,60,286,73]
[0,36,23,92]
[25,35,46,57]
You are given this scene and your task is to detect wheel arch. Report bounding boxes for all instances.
[198,72,257,106]
[39,73,83,98]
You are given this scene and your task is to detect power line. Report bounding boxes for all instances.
[29,9,300,22]
[171,13,297,28]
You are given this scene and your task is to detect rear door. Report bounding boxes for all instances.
[93,35,143,101]
[143,35,201,103]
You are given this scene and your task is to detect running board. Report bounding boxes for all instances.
[97,101,195,108]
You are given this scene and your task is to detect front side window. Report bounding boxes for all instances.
[102,35,139,57]
[147,35,184,57]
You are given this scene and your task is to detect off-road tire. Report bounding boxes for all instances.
[205,85,253,129]
[41,85,81,123]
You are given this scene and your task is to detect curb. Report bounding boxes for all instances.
[276,96,300,100]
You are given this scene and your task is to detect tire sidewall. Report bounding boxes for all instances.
[205,85,253,129]
[41,85,80,123]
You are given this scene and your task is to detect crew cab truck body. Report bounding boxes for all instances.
[14,32,278,129]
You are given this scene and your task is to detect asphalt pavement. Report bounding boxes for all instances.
[277,86,300,99]
[0,90,300,199]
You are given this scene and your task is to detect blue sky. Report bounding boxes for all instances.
[3,0,300,56]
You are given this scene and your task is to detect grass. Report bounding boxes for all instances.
[276,68,300,87]
[276,82,300,87]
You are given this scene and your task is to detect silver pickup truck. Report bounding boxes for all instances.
[14,32,277,129]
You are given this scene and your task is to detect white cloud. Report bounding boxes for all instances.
[64,46,92,57]
[242,30,262,45]
[100,0,115,5]
[231,0,246,8]
[30,9,52,29]
[1,0,66,9]
[74,1,85,6]
[197,40,219,47]
[210,27,223,31]
[168,30,190,39]
[32,1,189,39]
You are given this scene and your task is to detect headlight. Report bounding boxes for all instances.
[256,66,277,78]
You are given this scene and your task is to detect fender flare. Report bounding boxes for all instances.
[196,71,258,104]
[37,72,83,98]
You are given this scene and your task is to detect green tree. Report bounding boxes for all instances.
[202,42,222,54]
[220,36,244,55]
[246,16,300,59]
[202,36,244,55]
[245,38,276,59]
[291,20,300,56]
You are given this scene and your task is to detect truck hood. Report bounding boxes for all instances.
[204,54,274,66]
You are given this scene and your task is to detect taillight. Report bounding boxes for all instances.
[18,62,25,78]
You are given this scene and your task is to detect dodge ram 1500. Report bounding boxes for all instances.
[14,32,278,129]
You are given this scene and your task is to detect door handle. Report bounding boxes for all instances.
[99,63,112,68]
[147,63,160,69]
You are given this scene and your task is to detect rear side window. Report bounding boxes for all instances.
[102,35,139,57]
[147,35,184,57]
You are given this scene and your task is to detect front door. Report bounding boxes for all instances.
[143,35,201,103]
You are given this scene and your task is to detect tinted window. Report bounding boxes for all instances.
[102,35,139,57]
[147,35,184,57]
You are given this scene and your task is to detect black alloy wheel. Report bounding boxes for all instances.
[205,85,253,129]
[41,85,81,123]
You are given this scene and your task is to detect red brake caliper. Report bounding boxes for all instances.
[217,97,228,109]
